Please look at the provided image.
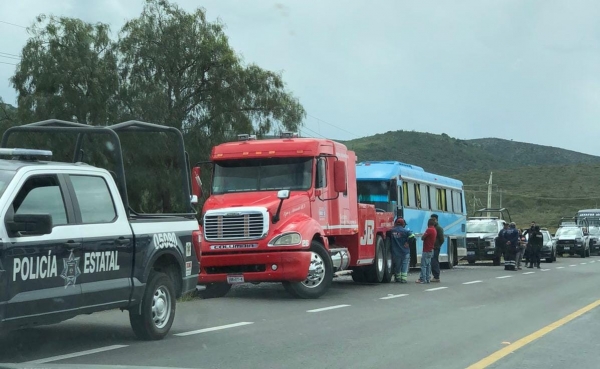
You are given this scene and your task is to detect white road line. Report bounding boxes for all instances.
[175,322,254,337]
[307,304,351,313]
[425,287,448,292]
[522,272,535,275]
[556,266,565,269]
[496,275,512,279]
[463,280,482,285]
[26,345,128,364]
[581,262,587,265]
[570,264,577,267]
[380,294,409,300]
[541,269,550,271]
[590,261,596,263]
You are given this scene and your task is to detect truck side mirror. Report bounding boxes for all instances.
[6,214,53,237]
[277,190,290,200]
[191,166,202,204]
[333,161,347,193]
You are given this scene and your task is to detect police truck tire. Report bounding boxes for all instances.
[282,240,332,299]
[382,237,393,283]
[198,283,232,299]
[129,271,176,341]
[366,235,385,283]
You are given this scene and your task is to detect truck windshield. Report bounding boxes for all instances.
[578,216,600,227]
[466,222,498,234]
[555,228,581,237]
[0,170,15,198]
[212,157,312,194]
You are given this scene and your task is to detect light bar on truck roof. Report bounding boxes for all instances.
[0,148,53,158]
[280,132,299,139]
[238,134,257,141]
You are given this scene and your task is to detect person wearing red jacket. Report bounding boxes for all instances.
[417,219,437,284]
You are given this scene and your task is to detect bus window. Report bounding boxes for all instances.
[402,182,410,207]
[430,186,438,210]
[407,182,416,208]
[390,179,398,203]
[446,189,453,212]
[420,183,429,209]
[414,183,421,208]
[436,188,448,211]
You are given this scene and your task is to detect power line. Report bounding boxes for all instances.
[0,61,17,66]
[0,51,20,58]
[0,20,27,29]
[0,55,20,61]
[307,113,361,139]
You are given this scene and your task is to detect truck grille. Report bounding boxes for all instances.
[204,212,266,241]
[467,238,482,249]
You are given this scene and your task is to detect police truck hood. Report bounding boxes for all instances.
[467,232,497,239]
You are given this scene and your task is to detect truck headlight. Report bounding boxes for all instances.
[268,232,302,246]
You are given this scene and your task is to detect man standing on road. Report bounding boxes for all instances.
[417,219,437,284]
[504,222,519,271]
[522,222,536,266]
[528,225,544,269]
[390,218,415,283]
[515,228,527,270]
[430,214,444,283]
[496,221,508,262]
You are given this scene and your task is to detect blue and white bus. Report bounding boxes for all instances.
[356,161,467,268]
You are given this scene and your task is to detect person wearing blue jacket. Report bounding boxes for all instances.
[503,222,520,271]
[390,218,415,283]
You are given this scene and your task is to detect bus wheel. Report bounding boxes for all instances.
[442,242,455,269]
[366,235,385,283]
[382,237,393,283]
[282,240,333,299]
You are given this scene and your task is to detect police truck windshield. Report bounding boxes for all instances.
[466,222,498,234]
[555,228,581,237]
[212,157,312,194]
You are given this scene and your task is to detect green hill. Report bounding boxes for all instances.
[457,164,600,231]
[344,130,600,176]
[344,130,600,231]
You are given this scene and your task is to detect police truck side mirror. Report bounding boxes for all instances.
[191,166,202,204]
[333,161,347,193]
[6,214,53,237]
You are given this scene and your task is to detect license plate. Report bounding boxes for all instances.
[564,247,570,250]
[487,251,495,255]
[467,251,475,255]
[227,275,244,284]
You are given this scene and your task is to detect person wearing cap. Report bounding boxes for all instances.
[417,218,437,283]
[430,214,444,282]
[503,222,519,270]
[390,218,415,283]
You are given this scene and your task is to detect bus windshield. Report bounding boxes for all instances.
[212,157,312,194]
[578,216,600,227]
[357,180,394,211]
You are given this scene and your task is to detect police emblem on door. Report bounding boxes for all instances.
[60,250,81,288]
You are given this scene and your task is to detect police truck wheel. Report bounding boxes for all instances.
[283,240,332,299]
[129,271,176,341]
[366,235,385,283]
[382,237,393,283]
[198,283,232,299]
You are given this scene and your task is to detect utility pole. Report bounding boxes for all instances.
[487,172,493,217]
[499,189,502,208]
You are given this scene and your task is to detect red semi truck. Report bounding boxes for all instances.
[194,133,394,299]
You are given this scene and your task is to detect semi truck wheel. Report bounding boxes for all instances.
[129,271,176,340]
[382,237,393,283]
[351,267,367,283]
[366,236,385,283]
[198,283,232,299]
[282,240,333,299]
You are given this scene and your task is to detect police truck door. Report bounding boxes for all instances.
[2,173,82,324]
[66,173,134,308]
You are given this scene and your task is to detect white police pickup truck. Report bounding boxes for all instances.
[0,120,201,340]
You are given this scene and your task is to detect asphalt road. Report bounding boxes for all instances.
[1,255,599,369]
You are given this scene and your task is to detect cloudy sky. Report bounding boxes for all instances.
[1,0,600,155]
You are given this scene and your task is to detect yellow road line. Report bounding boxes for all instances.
[466,298,600,369]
